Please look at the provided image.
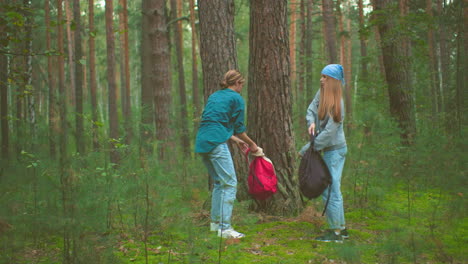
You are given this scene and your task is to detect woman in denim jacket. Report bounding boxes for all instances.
[302,64,348,243]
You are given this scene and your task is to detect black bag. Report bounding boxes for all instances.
[298,134,332,215]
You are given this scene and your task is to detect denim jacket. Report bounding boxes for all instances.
[303,90,347,152]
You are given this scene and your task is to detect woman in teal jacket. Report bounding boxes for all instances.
[195,70,258,239]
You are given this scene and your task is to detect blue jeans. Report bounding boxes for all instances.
[322,146,347,230]
[200,143,237,230]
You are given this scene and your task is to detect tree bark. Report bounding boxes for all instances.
[322,0,338,63]
[426,0,440,119]
[105,0,120,164]
[373,0,416,145]
[437,0,449,126]
[189,0,201,126]
[0,3,8,161]
[119,0,132,144]
[198,0,249,197]
[305,0,314,101]
[46,0,58,158]
[249,0,302,215]
[150,0,172,160]
[57,0,67,159]
[358,0,368,80]
[289,0,298,93]
[23,0,34,150]
[198,0,238,99]
[74,0,84,154]
[65,0,75,105]
[89,0,99,150]
[345,2,352,130]
[170,0,190,157]
[140,0,154,153]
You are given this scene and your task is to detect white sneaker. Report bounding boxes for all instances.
[210,223,219,232]
[217,228,245,239]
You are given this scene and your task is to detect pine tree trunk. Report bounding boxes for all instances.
[322,0,337,63]
[119,0,132,144]
[455,0,466,133]
[0,5,8,161]
[65,0,75,106]
[374,0,416,145]
[298,0,306,112]
[305,0,314,101]
[189,0,201,125]
[426,0,440,119]
[46,0,58,158]
[57,1,72,262]
[171,0,190,156]
[358,0,368,80]
[74,0,84,154]
[249,0,302,215]
[140,0,154,153]
[198,0,249,197]
[151,0,172,160]
[105,0,120,164]
[198,0,238,99]
[338,0,345,66]
[57,0,67,158]
[289,0,298,93]
[89,0,99,150]
[437,0,449,126]
[23,0,35,150]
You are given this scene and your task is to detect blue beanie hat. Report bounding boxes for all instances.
[321,64,345,86]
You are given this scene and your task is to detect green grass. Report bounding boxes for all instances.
[1,135,466,264]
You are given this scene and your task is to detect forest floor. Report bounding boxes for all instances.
[110,188,466,264]
[5,186,467,264]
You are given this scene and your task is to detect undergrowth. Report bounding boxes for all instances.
[0,118,466,264]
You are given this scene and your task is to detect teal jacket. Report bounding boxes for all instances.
[301,90,346,153]
[195,89,246,153]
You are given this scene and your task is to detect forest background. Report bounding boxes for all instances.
[0,0,466,263]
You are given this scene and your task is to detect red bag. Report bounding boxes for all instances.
[246,148,278,200]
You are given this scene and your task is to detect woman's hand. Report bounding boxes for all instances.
[308,123,316,135]
[231,136,249,153]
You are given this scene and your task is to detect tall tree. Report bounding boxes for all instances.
[373,0,416,145]
[57,0,73,262]
[198,0,238,99]
[322,0,338,63]
[198,0,249,197]
[74,0,84,154]
[289,0,298,91]
[455,0,465,132]
[189,0,201,124]
[89,0,99,150]
[248,0,302,215]
[140,0,154,153]
[426,0,440,118]
[23,0,34,149]
[105,0,120,164]
[64,0,75,105]
[46,0,58,157]
[358,0,368,80]
[0,4,8,161]
[119,0,132,144]
[305,0,314,101]
[151,0,172,160]
[171,0,190,156]
[437,0,449,124]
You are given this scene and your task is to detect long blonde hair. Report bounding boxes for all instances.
[318,76,342,122]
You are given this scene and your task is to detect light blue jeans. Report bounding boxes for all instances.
[201,143,237,230]
[322,146,347,230]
